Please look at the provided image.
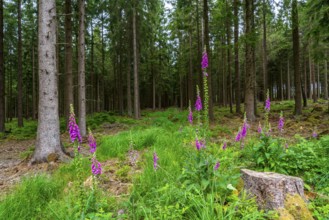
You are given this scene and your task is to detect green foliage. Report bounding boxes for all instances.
[97,127,162,160]
[0,175,63,220]
[251,134,286,172]
[87,112,116,130]
[5,119,38,140]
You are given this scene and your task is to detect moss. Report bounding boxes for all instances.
[284,194,314,220]
[278,208,295,220]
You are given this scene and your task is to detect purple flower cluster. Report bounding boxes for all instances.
[153,152,159,170]
[235,130,242,142]
[201,51,208,69]
[235,116,249,145]
[278,112,284,133]
[68,110,82,144]
[91,158,102,175]
[265,95,271,112]
[222,142,227,150]
[188,108,193,124]
[195,95,202,111]
[195,138,206,150]
[214,161,220,171]
[257,122,262,134]
[88,131,97,154]
[312,131,317,138]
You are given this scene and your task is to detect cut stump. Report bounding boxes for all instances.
[241,169,305,210]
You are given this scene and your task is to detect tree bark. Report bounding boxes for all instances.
[234,0,241,114]
[17,0,23,127]
[203,0,214,121]
[0,0,4,132]
[133,3,140,119]
[226,0,233,113]
[325,57,328,100]
[64,0,73,122]
[292,0,302,115]
[127,50,132,116]
[78,0,86,136]
[262,0,268,102]
[32,0,64,163]
[287,60,291,99]
[244,0,256,121]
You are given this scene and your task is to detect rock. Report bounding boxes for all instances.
[47,153,59,162]
[241,169,305,210]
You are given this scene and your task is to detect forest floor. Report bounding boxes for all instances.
[0,100,328,198]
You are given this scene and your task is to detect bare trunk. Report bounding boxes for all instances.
[0,0,4,132]
[262,0,268,102]
[280,64,283,100]
[78,0,86,136]
[287,60,291,99]
[317,63,320,99]
[244,0,255,121]
[17,0,23,127]
[64,0,73,122]
[188,32,193,104]
[127,51,132,116]
[32,0,64,163]
[292,0,302,115]
[133,4,140,119]
[325,57,328,100]
[226,0,233,113]
[234,0,241,113]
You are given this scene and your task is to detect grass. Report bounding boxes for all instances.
[1,100,329,219]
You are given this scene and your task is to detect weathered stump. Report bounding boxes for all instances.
[241,169,305,210]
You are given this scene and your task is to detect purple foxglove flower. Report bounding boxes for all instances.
[222,142,227,150]
[312,131,317,138]
[201,51,208,69]
[265,97,270,111]
[235,131,242,142]
[153,152,159,170]
[196,138,201,150]
[91,158,102,175]
[195,95,202,111]
[285,143,289,149]
[278,114,284,133]
[188,110,193,124]
[68,112,82,143]
[78,145,81,152]
[88,131,97,154]
[214,161,220,171]
[258,122,262,134]
[241,122,248,139]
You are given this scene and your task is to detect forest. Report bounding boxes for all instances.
[0,0,328,219]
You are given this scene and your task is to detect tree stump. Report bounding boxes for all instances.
[241,169,305,210]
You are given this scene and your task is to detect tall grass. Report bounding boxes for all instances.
[0,175,63,220]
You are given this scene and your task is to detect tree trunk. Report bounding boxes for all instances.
[17,0,23,127]
[226,0,233,114]
[0,0,4,132]
[292,0,302,115]
[324,57,328,100]
[78,0,86,136]
[32,44,37,120]
[262,0,268,102]
[234,0,241,114]
[280,64,283,100]
[133,3,140,119]
[317,63,320,99]
[244,0,256,121]
[203,0,214,121]
[127,50,132,116]
[64,0,73,122]
[32,0,64,163]
[287,60,291,99]
[188,31,194,104]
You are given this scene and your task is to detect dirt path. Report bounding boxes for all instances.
[0,139,35,194]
